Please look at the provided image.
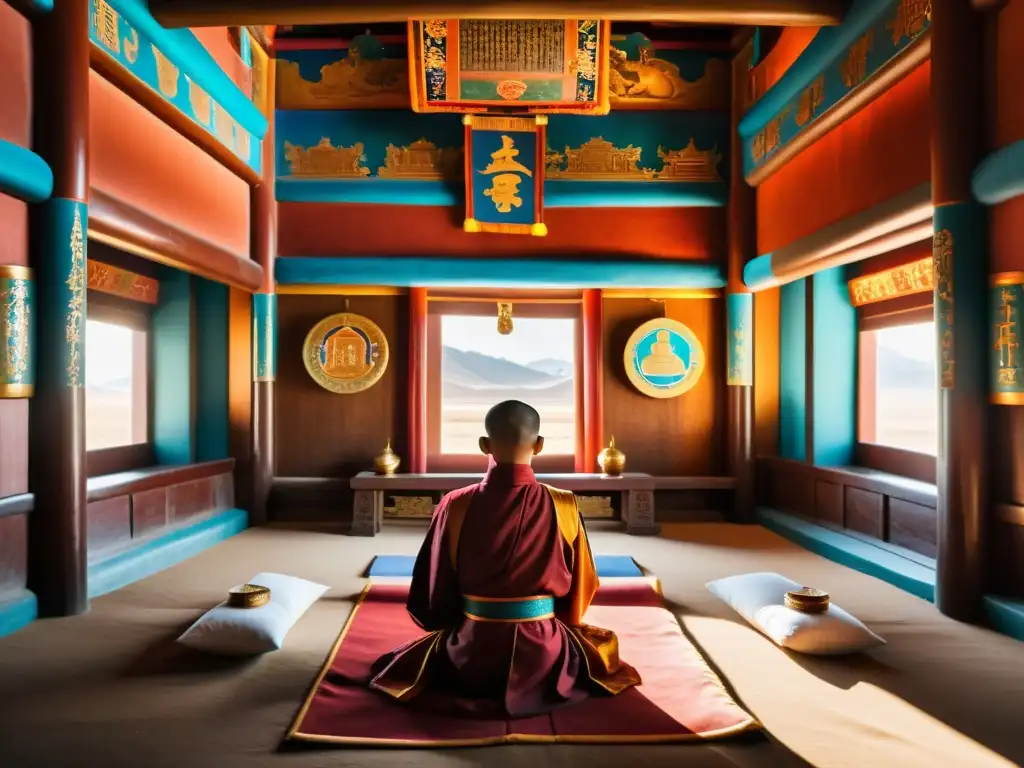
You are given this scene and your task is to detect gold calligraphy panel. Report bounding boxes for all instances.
[847,256,933,307]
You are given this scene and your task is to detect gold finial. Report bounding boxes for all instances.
[597,436,625,477]
[497,302,513,335]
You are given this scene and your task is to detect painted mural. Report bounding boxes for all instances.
[608,33,729,111]
[276,35,411,110]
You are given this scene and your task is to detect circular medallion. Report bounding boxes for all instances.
[303,313,390,394]
[623,318,704,399]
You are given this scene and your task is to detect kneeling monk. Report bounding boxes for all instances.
[369,400,641,717]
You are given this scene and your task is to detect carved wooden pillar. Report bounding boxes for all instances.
[250,61,276,526]
[727,42,757,523]
[931,0,988,620]
[27,0,90,617]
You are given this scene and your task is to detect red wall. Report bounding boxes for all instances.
[0,2,31,500]
[89,72,251,258]
[278,203,724,260]
[991,0,1024,273]
[193,26,250,94]
[757,62,932,255]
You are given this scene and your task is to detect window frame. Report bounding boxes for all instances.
[425,296,583,473]
[85,290,155,477]
[856,301,936,484]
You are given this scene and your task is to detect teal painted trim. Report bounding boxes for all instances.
[972,140,1024,206]
[88,508,248,598]
[15,0,54,11]
[194,278,229,462]
[0,139,54,203]
[990,278,1024,403]
[275,178,727,208]
[779,279,807,461]
[726,293,753,386]
[738,0,928,178]
[152,269,193,465]
[100,0,266,140]
[0,590,37,639]
[252,293,276,382]
[0,272,35,395]
[276,178,460,206]
[743,254,775,291]
[757,508,936,601]
[38,199,86,388]
[463,595,555,621]
[811,267,856,465]
[983,596,1024,642]
[545,182,727,208]
[276,257,727,290]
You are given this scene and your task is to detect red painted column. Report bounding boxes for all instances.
[582,289,604,472]
[727,40,757,523]
[28,0,90,616]
[408,287,428,473]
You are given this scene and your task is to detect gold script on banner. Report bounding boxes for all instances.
[795,75,825,127]
[995,286,1019,388]
[847,256,933,307]
[87,260,160,305]
[841,31,874,88]
[888,0,932,45]
[751,108,789,164]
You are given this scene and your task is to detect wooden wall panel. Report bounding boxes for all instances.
[132,488,168,538]
[89,72,250,258]
[278,203,725,261]
[754,287,780,457]
[86,496,132,560]
[844,486,884,539]
[601,297,725,477]
[274,294,408,478]
[813,480,843,526]
[0,513,28,594]
[889,497,937,559]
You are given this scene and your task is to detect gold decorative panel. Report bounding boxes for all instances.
[577,496,615,519]
[384,496,436,518]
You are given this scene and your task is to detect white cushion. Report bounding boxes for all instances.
[706,571,885,655]
[177,572,328,656]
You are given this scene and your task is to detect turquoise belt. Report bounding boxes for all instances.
[462,594,555,622]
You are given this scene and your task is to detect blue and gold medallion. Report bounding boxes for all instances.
[624,318,704,399]
[303,313,389,394]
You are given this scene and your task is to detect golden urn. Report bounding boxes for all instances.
[374,440,401,475]
[597,437,625,477]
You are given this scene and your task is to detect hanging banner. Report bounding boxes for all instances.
[409,19,610,115]
[464,115,547,237]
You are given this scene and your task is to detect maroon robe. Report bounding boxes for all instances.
[369,462,640,718]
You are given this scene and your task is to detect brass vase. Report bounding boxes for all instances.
[597,436,625,477]
[374,440,401,475]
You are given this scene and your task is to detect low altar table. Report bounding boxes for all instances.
[349,472,660,537]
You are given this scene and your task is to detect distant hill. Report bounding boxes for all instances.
[87,375,131,393]
[442,346,562,389]
[443,377,575,404]
[528,358,573,378]
[876,345,935,389]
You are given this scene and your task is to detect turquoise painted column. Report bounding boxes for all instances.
[931,0,988,621]
[726,41,756,523]
[28,0,90,618]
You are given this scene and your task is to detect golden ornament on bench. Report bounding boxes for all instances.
[784,587,830,614]
[374,440,401,476]
[597,436,625,477]
[227,583,271,609]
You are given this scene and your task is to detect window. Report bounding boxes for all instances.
[859,320,937,456]
[85,318,148,451]
[426,299,581,471]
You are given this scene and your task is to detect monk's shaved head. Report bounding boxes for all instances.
[484,400,541,447]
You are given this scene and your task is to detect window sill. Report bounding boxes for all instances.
[87,458,236,503]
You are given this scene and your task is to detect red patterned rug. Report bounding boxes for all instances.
[287,580,759,747]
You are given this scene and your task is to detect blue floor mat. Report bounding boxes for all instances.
[367,553,643,578]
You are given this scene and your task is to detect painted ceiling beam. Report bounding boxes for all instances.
[150,0,849,28]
